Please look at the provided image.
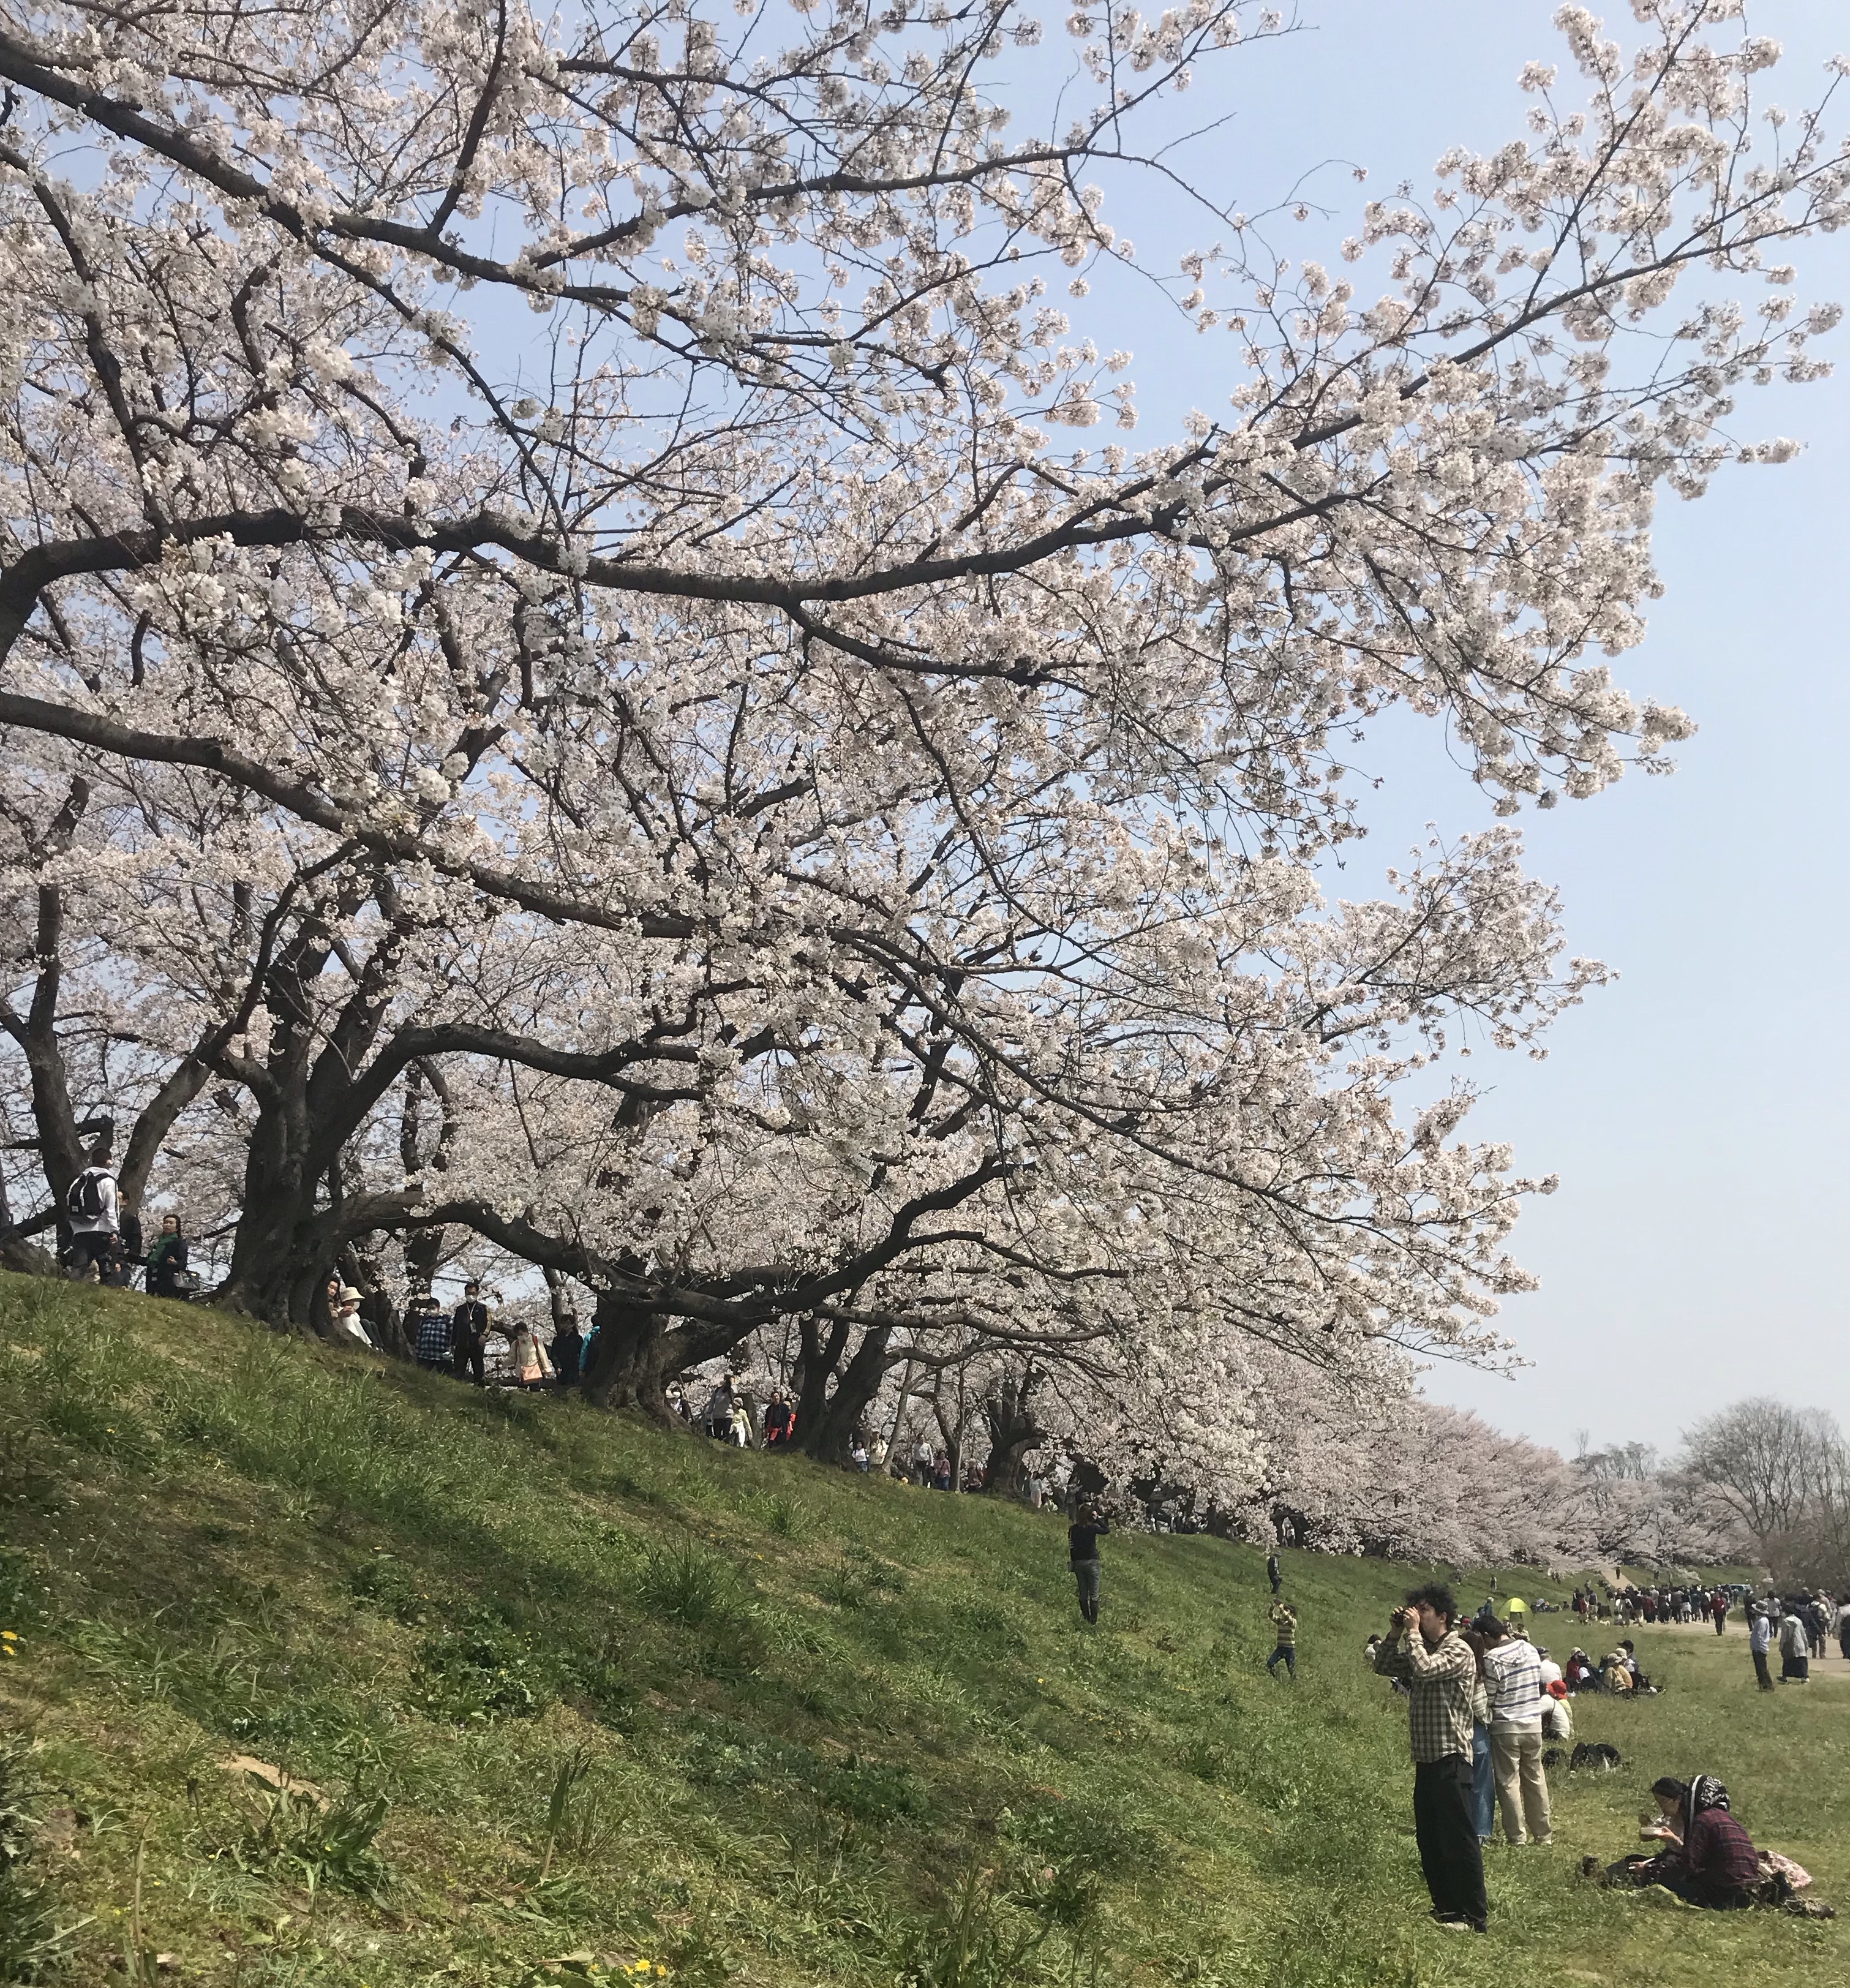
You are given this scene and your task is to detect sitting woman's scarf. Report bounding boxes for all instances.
[1685,1775,1731,1834]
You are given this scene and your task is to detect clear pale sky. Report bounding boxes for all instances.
[1006,2,1850,1458]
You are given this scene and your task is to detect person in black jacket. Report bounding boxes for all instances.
[1069,1504,1111,1624]
[550,1314,583,1392]
[1267,1551,1283,1595]
[451,1282,491,1385]
[145,1213,190,1297]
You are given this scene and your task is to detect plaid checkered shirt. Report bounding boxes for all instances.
[413,1308,453,1365]
[1372,1627,1476,1763]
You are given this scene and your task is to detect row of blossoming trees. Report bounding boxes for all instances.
[0,0,1837,1558]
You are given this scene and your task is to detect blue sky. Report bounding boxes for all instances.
[1006,2,1850,1457]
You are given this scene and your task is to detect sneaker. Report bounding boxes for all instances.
[1431,1914,1471,1933]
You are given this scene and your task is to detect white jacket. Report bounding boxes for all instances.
[67,1168,119,1236]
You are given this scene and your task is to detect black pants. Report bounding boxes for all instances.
[67,1231,116,1279]
[1714,1613,1726,1635]
[1412,1756,1486,1927]
[1754,1651,1774,1690]
[452,1341,485,1385]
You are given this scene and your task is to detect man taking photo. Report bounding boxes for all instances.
[1372,1584,1487,1934]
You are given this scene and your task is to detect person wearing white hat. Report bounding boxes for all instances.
[334,1286,376,1349]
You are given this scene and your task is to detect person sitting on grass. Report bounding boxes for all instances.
[1599,1777,1764,1908]
[1617,1640,1655,1692]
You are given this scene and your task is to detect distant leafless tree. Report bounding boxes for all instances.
[1680,1399,1844,1551]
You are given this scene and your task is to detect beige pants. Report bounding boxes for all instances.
[1490,1722,1552,1845]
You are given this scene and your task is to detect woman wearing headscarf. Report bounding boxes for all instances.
[1606,1777,1764,1908]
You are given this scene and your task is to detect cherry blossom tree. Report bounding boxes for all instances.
[0,0,1843,1537]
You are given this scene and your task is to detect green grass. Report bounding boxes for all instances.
[0,1273,1842,1987]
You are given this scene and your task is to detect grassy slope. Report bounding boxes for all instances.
[0,1275,1843,1988]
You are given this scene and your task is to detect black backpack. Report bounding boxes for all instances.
[66,1170,107,1221]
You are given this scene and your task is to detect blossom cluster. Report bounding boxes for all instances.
[0,0,1840,1509]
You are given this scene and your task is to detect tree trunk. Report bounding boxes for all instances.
[793,1322,893,1466]
[981,1365,1049,1495]
[580,1295,740,1421]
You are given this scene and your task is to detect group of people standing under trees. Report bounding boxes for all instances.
[56,1144,192,1297]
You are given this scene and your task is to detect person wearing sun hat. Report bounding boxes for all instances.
[333,1286,375,1349]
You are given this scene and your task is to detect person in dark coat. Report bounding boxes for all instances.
[549,1314,582,1391]
[1069,1504,1110,1624]
[450,1281,491,1385]
[145,1213,190,1298]
[107,1201,144,1287]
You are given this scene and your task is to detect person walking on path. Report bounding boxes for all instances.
[1710,1587,1729,1636]
[63,1145,119,1282]
[1750,1606,1776,1692]
[1069,1504,1110,1625]
[1266,1600,1298,1679]
[1839,1605,1850,1664]
[1266,1551,1282,1595]
[1482,1618,1553,1847]
[1372,1584,1488,1935]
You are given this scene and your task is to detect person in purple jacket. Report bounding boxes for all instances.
[1611,1776,1764,1908]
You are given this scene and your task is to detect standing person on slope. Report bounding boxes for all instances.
[1482,1618,1553,1848]
[1266,1600,1298,1680]
[63,1144,119,1282]
[1069,1504,1110,1625]
[1266,1551,1282,1595]
[1373,1584,1488,1935]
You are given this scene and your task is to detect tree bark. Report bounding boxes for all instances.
[980,1364,1050,1495]
[792,1320,893,1466]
